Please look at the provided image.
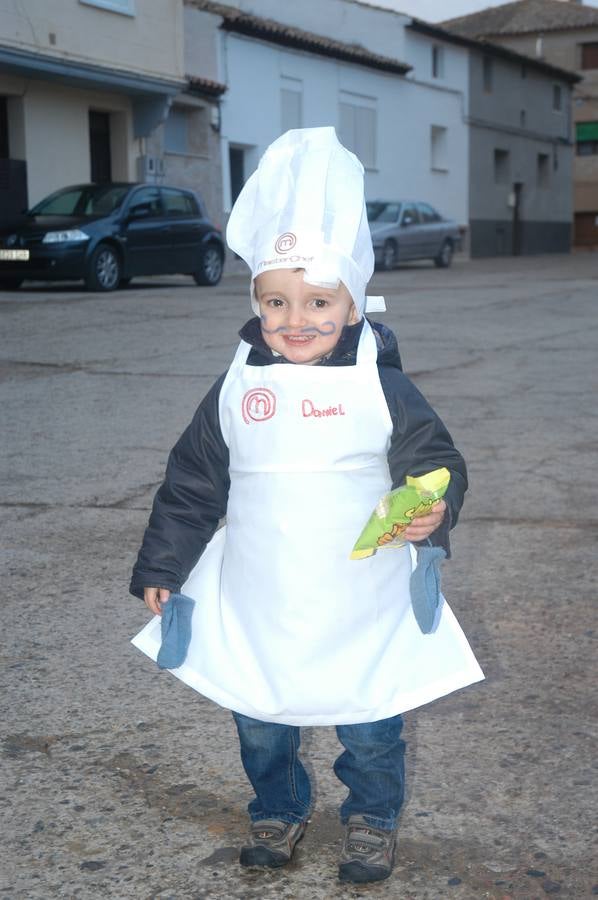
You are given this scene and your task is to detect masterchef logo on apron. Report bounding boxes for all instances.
[275,232,296,253]
[242,388,277,423]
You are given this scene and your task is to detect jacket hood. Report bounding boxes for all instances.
[239,317,402,370]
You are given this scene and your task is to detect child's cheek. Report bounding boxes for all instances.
[260,314,287,336]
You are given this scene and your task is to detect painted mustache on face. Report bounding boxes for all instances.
[261,317,337,336]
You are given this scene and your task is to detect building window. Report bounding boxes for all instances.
[79,0,135,15]
[553,84,562,112]
[165,106,208,156]
[339,94,376,169]
[537,153,550,188]
[580,42,598,70]
[577,141,598,156]
[494,148,510,185]
[483,56,493,93]
[281,77,302,133]
[576,121,598,155]
[430,125,448,171]
[165,107,189,154]
[432,45,444,79]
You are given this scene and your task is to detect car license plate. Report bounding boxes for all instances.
[0,249,29,261]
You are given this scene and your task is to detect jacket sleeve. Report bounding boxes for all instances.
[379,366,468,557]
[129,373,230,599]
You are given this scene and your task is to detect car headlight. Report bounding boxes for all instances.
[42,229,90,243]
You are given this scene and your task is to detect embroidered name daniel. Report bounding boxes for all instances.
[302,398,346,418]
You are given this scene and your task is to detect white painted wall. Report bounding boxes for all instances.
[401,28,470,225]
[219,32,469,227]
[184,7,221,82]
[0,0,184,81]
[14,80,135,203]
[403,28,470,108]
[223,0,410,61]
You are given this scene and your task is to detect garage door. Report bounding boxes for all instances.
[574,212,598,247]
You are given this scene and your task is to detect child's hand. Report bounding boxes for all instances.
[144,586,171,616]
[404,500,446,542]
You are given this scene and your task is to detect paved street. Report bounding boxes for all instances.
[1,254,597,899]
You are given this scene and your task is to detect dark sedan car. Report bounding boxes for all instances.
[0,182,225,291]
[367,200,461,270]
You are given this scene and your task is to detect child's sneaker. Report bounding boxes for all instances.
[338,815,396,883]
[240,818,307,868]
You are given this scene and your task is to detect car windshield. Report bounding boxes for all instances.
[366,201,401,222]
[366,202,401,223]
[29,185,130,217]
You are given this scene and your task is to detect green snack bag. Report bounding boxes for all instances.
[350,468,450,560]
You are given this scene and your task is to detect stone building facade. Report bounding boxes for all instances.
[444,0,598,248]
[412,18,578,257]
[0,0,224,223]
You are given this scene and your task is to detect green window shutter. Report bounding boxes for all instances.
[576,121,598,141]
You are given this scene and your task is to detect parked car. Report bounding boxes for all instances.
[367,200,461,270]
[0,182,225,291]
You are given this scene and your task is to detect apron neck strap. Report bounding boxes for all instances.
[231,338,253,372]
[356,318,379,366]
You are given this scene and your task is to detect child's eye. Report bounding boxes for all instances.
[267,297,285,308]
[312,298,328,309]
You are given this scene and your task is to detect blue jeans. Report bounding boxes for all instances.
[232,711,405,831]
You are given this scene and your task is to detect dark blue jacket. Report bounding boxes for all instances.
[130,318,467,599]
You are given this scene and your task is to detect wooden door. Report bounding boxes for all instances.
[89,111,112,184]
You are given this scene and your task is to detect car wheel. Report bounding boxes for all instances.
[434,239,454,269]
[380,240,398,271]
[0,277,23,290]
[193,243,223,286]
[85,243,121,291]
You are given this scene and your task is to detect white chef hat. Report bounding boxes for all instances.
[226,127,385,318]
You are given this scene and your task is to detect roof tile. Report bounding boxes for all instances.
[443,0,598,37]
[186,0,411,74]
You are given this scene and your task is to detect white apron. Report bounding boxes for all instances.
[132,321,484,725]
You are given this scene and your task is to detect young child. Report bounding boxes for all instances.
[130,127,483,885]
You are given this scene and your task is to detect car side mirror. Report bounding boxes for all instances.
[402,216,414,228]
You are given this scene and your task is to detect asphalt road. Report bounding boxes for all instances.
[1,254,597,899]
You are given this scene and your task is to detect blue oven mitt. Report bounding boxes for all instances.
[410,545,446,634]
[156,593,194,669]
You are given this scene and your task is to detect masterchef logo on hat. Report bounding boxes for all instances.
[275,232,296,253]
[242,388,277,424]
